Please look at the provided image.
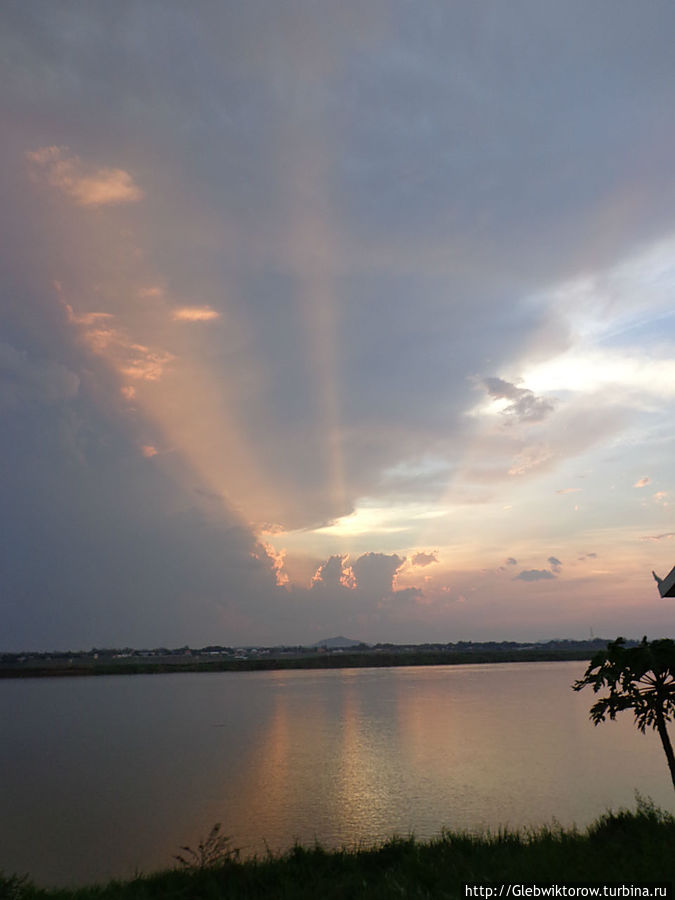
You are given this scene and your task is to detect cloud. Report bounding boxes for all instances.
[261,543,290,587]
[515,569,556,582]
[66,305,174,382]
[483,377,556,424]
[556,488,582,494]
[351,552,406,595]
[311,554,353,590]
[171,306,221,322]
[506,557,518,566]
[411,551,438,567]
[26,146,143,207]
[508,444,554,476]
[0,341,79,410]
[141,445,158,458]
[309,552,413,609]
[641,533,675,542]
[548,556,562,572]
[5,2,675,649]
[634,477,650,488]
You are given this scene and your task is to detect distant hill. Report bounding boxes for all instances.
[313,636,364,649]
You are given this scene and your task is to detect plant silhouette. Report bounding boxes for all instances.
[573,637,675,792]
[174,823,238,870]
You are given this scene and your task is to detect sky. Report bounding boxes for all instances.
[2,1,675,651]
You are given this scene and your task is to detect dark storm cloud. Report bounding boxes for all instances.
[4,0,672,527]
[0,374,284,650]
[0,340,80,410]
[338,1,675,277]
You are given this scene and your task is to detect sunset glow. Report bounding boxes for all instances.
[3,1,675,651]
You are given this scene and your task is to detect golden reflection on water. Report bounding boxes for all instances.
[222,663,675,856]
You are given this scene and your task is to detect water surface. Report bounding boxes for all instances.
[1,661,673,886]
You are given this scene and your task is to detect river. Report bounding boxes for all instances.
[1,661,673,886]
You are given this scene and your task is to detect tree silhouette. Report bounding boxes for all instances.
[573,637,675,792]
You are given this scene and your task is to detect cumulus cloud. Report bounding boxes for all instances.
[483,377,556,424]
[515,569,556,582]
[26,146,143,207]
[310,552,414,607]
[411,551,438,567]
[351,552,405,594]
[172,306,221,322]
[634,477,651,488]
[261,543,290,587]
[311,554,354,590]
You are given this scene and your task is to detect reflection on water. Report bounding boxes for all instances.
[1,661,674,886]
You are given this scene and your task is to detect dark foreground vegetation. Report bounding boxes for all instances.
[3,801,674,900]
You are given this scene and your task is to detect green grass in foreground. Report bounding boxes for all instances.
[3,800,674,900]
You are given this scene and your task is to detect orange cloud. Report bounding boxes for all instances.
[66,304,174,382]
[171,306,221,322]
[120,344,174,382]
[27,146,143,207]
[340,562,356,589]
[634,476,650,488]
[310,554,356,590]
[141,444,158,458]
[262,543,289,587]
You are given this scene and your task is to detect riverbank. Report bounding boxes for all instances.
[0,648,597,680]
[4,801,674,899]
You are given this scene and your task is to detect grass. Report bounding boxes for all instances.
[2,799,674,900]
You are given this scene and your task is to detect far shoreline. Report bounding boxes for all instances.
[0,647,597,680]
